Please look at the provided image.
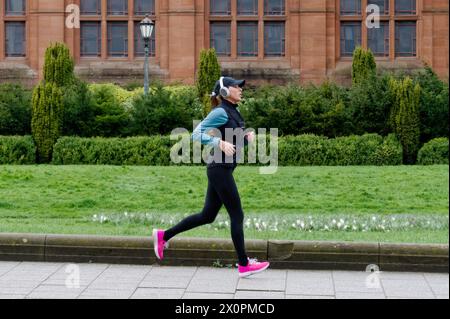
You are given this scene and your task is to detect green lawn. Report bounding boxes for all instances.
[0,165,448,243]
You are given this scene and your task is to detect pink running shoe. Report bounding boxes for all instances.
[153,229,169,260]
[238,258,270,278]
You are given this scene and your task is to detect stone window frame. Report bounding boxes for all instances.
[107,21,129,57]
[210,21,232,56]
[80,0,102,16]
[1,0,28,59]
[80,21,102,57]
[395,20,416,57]
[77,0,157,61]
[237,21,259,56]
[264,21,285,57]
[207,0,288,61]
[337,0,419,61]
[367,20,390,57]
[5,0,26,16]
[340,21,362,57]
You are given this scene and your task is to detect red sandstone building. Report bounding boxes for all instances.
[0,0,448,86]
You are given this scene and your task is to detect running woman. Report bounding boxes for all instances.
[153,76,270,278]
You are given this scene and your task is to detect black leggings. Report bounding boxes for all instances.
[163,166,248,266]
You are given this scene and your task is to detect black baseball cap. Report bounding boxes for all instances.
[212,76,246,96]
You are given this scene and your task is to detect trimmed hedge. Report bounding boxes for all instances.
[0,136,36,164]
[278,133,402,166]
[51,133,402,166]
[417,138,449,165]
[52,136,173,166]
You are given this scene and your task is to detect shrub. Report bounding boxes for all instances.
[389,77,421,164]
[0,83,32,135]
[62,78,95,137]
[0,135,36,164]
[88,83,131,137]
[347,73,393,136]
[352,47,376,86]
[52,136,173,165]
[240,82,351,137]
[52,133,402,166]
[31,82,64,163]
[412,67,449,143]
[278,133,401,166]
[130,83,203,136]
[371,133,403,165]
[43,42,75,87]
[417,137,449,165]
[196,48,221,116]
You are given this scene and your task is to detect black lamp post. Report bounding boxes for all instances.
[140,15,154,96]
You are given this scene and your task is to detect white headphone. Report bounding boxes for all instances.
[219,76,230,98]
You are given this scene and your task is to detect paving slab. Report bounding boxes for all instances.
[234,291,285,299]
[0,261,447,299]
[131,288,185,299]
[381,279,435,298]
[182,293,235,299]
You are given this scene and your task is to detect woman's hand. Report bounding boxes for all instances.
[219,140,236,156]
[245,131,256,143]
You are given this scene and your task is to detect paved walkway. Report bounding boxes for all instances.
[0,261,448,299]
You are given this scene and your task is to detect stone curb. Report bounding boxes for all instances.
[0,233,448,273]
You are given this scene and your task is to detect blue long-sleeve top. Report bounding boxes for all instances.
[192,107,229,147]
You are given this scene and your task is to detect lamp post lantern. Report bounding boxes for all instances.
[140,15,154,96]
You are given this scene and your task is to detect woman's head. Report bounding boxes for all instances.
[211,76,245,107]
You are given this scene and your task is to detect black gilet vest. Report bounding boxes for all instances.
[207,99,246,169]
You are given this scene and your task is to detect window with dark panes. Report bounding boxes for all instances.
[367,0,389,15]
[108,0,128,15]
[134,22,155,57]
[368,21,389,57]
[340,22,361,57]
[81,22,101,57]
[395,0,416,15]
[80,0,101,15]
[395,21,416,56]
[340,0,361,16]
[210,22,231,56]
[134,0,155,16]
[264,22,285,57]
[5,22,26,57]
[210,0,231,15]
[5,0,26,15]
[237,22,258,57]
[108,22,128,57]
[237,0,258,16]
[264,0,285,15]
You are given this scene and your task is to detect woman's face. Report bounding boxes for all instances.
[226,85,243,104]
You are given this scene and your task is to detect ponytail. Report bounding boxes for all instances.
[211,95,221,108]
